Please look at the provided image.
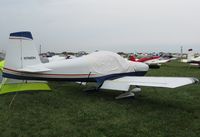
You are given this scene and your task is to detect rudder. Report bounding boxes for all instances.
[4,31,41,70]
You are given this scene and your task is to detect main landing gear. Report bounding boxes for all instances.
[115,86,141,99]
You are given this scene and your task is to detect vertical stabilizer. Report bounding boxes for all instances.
[129,55,136,61]
[4,31,41,70]
[187,49,195,62]
[0,31,51,95]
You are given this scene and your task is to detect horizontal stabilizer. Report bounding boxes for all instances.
[17,65,51,73]
[101,76,198,91]
[0,60,5,70]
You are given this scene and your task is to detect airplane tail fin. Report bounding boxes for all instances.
[187,49,195,62]
[129,55,136,61]
[4,31,41,70]
[0,31,51,95]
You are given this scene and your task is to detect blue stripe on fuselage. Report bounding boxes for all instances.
[2,71,147,83]
[95,71,147,83]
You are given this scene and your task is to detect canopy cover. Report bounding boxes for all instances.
[83,51,135,75]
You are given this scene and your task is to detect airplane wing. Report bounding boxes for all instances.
[17,65,51,73]
[101,76,198,91]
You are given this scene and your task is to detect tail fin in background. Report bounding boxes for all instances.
[129,55,136,61]
[4,31,41,70]
[187,49,195,62]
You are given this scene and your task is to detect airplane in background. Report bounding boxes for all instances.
[0,31,198,99]
[48,55,76,62]
[181,49,200,67]
[129,55,170,68]
[47,55,67,62]
[188,56,200,66]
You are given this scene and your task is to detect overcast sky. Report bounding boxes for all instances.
[0,0,200,53]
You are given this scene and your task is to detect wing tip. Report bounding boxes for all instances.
[191,77,199,84]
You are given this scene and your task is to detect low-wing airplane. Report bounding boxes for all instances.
[0,31,198,99]
[186,49,200,66]
[129,55,170,68]
[181,49,200,67]
[188,56,200,66]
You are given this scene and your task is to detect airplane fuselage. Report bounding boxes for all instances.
[3,52,149,83]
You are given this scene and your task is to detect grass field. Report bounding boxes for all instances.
[0,61,200,137]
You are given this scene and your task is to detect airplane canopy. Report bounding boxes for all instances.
[83,51,135,75]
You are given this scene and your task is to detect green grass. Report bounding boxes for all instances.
[0,61,200,137]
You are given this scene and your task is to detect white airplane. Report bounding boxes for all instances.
[181,49,200,67]
[0,31,198,99]
[188,56,200,65]
[48,55,66,62]
[187,50,200,66]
